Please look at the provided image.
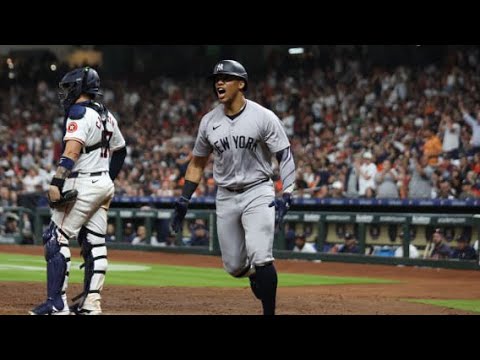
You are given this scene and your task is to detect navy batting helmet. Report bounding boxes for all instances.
[58,67,102,110]
[208,60,248,91]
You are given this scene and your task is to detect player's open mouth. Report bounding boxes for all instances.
[217,88,226,98]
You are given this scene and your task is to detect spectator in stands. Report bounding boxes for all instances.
[294,172,309,198]
[156,180,175,197]
[335,232,360,254]
[131,225,156,246]
[459,100,480,155]
[422,128,442,166]
[375,159,400,198]
[428,228,452,260]
[458,180,476,200]
[436,177,456,199]
[440,113,461,159]
[394,244,420,259]
[2,212,20,236]
[344,155,360,198]
[408,155,434,199]
[123,222,136,243]
[22,167,43,194]
[175,144,192,178]
[328,180,344,198]
[450,236,477,260]
[0,186,14,207]
[189,219,209,247]
[357,151,377,198]
[4,46,480,204]
[293,233,317,253]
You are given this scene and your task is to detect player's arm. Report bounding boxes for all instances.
[171,114,211,233]
[109,146,127,181]
[261,111,295,195]
[275,146,296,195]
[269,146,296,231]
[109,116,127,181]
[170,155,209,233]
[181,155,210,201]
[49,139,82,202]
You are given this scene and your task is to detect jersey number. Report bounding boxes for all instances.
[101,130,113,158]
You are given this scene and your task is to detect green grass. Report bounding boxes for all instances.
[0,252,395,288]
[406,299,480,314]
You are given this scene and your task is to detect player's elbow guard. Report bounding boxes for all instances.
[109,147,127,181]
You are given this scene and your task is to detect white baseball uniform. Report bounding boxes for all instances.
[53,105,125,242]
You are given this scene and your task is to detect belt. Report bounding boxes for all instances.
[225,179,269,193]
[68,171,108,179]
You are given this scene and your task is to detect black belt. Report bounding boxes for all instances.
[68,171,108,179]
[225,179,269,193]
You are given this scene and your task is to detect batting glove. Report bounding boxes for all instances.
[269,193,292,231]
[171,197,189,233]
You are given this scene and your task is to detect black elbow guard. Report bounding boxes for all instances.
[109,147,127,181]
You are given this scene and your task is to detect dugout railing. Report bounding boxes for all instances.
[1,206,479,270]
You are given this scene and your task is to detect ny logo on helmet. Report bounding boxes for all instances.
[216,63,224,72]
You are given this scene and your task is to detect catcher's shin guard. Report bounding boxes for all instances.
[43,222,71,310]
[72,226,107,314]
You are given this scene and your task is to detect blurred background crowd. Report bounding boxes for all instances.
[2,44,480,213]
[0,45,480,253]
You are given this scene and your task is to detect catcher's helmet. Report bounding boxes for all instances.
[58,67,102,110]
[208,60,248,91]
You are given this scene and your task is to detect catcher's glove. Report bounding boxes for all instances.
[48,189,78,209]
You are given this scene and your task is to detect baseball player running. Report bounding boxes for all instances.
[171,60,296,315]
[30,67,126,315]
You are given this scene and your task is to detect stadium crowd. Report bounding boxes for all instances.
[2,46,480,215]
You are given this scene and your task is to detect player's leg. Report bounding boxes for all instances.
[216,188,253,277]
[29,221,71,315]
[71,194,112,315]
[33,176,112,315]
[47,181,97,311]
[30,199,90,315]
[242,184,277,315]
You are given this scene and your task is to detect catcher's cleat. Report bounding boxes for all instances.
[70,306,102,315]
[29,297,70,315]
[70,294,102,315]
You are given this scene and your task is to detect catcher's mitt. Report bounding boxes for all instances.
[48,189,78,209]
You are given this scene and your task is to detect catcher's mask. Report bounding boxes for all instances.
[58,67,103,111]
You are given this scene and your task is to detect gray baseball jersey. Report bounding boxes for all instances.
[193,99,290,189]
[192,99,290,275]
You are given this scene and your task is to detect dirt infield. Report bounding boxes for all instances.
[1,244,479,315]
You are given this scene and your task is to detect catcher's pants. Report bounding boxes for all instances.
[52,171,114,244]
[51,172,114,301]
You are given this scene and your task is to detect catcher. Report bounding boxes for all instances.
[29,67,126,315]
